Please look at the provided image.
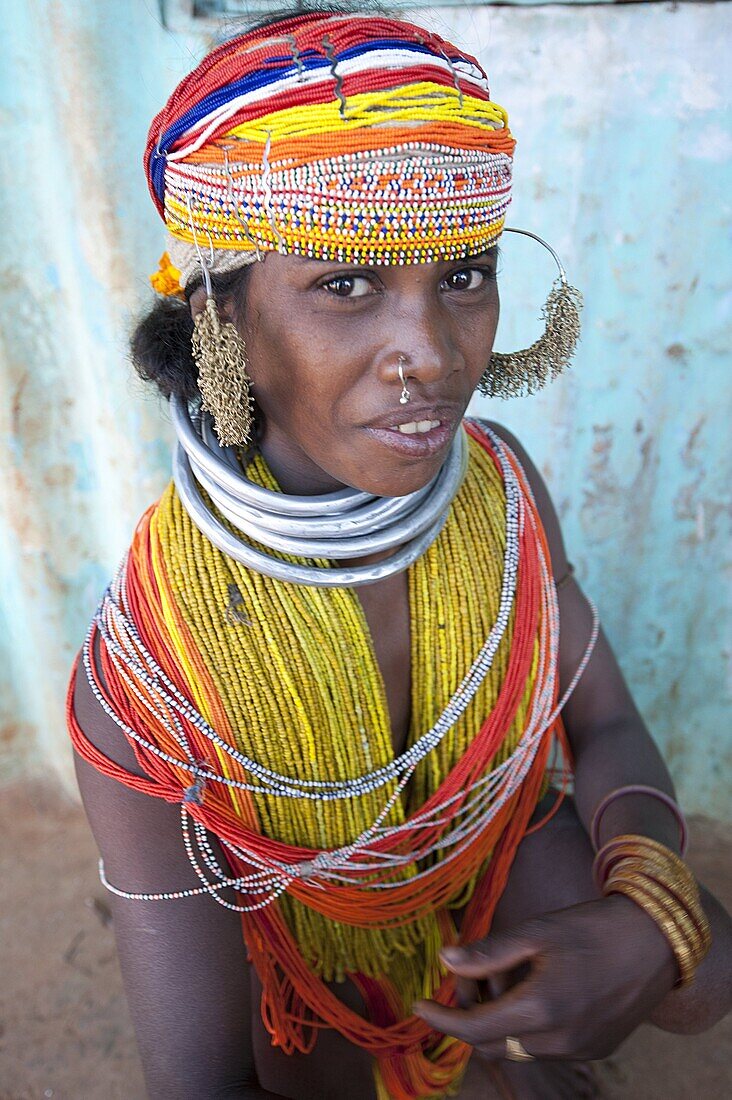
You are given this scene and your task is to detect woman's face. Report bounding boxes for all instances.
[225,248,499,497]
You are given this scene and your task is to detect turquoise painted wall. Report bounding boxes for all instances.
[1,2,729,816]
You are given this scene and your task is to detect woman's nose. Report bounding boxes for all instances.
[378,303,458,389]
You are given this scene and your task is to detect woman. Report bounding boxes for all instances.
[68,7,731,1099]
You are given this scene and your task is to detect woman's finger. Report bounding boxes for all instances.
[414,980,547,1047]
[472,1031,557,1062]
[455,974,480,1009]
[440,924,543,979]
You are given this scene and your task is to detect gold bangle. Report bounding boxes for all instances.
[605,879,696,984]
[596,836,712,982]
[607,858,703,923]
[596,835,685,880]
[596,837,710,934]
[612,834,686,862]
[607,870,707,966]
[607,857,711,953]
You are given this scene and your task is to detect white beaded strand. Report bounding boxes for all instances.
[90,426,597,909]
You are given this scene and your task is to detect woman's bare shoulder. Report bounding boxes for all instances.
[72,631,145,776]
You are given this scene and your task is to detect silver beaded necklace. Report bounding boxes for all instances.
[91,423,601,909]
[89,424,521,803]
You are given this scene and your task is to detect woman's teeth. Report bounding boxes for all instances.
[395,420,441,435]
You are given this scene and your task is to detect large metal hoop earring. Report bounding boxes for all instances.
[479,227,583,399]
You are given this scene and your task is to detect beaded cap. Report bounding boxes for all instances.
[145,12,515,288]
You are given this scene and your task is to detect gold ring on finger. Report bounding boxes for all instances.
[505,1035,535,1062]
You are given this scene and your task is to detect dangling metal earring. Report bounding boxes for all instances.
[479,228,583,399]
[398,355,411,405]
[192,298,254,447]
[187,197,254,447]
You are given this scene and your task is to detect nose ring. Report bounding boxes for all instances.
[398,356,411,405]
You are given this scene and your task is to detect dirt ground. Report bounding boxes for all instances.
[1,781,730,1100]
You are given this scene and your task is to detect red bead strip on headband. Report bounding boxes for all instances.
[143,13,514,266]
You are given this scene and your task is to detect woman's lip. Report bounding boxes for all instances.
[364,420,456,458]
[365,405,461,430]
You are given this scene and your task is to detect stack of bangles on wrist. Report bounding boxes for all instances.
[591,788,711,986]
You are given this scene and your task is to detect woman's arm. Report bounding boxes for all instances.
[418,794,731,1064]
[487,422,687,852]
[414,422,730,1055]
[72,639,283,1098]
[488,422,732,1027]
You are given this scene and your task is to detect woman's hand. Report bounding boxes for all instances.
[415,896,678,1062]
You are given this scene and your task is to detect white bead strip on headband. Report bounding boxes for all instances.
[167,233,256,290]
[166,47,493,161]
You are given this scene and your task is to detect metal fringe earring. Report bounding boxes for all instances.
[479,228,583,399]
[191,297,254,447]
[186,193,254,447]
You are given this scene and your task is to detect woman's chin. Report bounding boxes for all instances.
[347,457,447,499]
[349,421,459,497]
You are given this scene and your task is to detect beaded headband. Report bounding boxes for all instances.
[146,13,515,292]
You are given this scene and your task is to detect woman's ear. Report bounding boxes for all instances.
[188,285,208,322]
[188,285,237,325]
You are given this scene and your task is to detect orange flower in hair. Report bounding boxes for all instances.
[149,252,184,298]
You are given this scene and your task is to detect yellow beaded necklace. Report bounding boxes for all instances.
[152,431,533,1006]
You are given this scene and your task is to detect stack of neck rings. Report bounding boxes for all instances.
[68,14,575,1100]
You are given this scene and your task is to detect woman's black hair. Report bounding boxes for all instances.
[130,266,252,402]
[131,1,392,401]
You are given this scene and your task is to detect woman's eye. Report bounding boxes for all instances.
[442,268,493,292]
[322,274,374,298]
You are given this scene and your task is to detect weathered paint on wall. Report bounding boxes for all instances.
[1,2,729,816]
[461,1,732,818]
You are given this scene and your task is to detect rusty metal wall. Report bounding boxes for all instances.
[1,2,729,815]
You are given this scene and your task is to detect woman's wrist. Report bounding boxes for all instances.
[604,891,679,991]
[594,834,711,987]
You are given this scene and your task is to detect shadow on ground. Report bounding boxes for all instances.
[1,782,730,1099]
